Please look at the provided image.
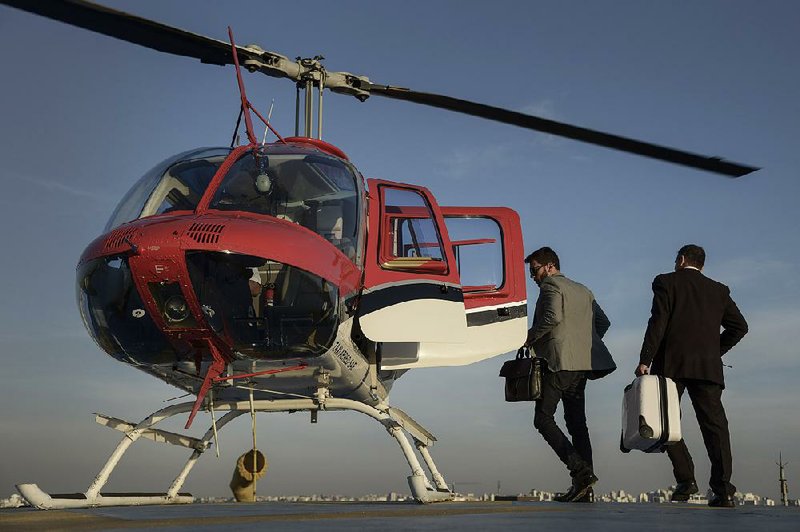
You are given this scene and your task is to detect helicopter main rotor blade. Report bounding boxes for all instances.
[1,0,232,65]
[0,0,301,78]
[2,0,758,177]
[367,85,758,178]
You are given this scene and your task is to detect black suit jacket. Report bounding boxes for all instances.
[639,268,748,387]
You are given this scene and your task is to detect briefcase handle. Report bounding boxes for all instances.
[516,346,531,359]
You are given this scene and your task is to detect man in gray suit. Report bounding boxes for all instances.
[525,247,616,502]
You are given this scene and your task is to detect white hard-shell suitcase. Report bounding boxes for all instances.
[620,375,681,453]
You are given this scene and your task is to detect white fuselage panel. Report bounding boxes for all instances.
[381,301,527,369]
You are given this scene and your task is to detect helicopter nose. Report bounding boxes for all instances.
[76,253,184,367]
[78,214,360,365]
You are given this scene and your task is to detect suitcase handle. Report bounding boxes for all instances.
[516,346,531,359]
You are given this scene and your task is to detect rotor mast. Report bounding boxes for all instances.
[296,56,324,139]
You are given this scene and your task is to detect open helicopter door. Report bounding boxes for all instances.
[358,180,467,344]
[380,207,528,369]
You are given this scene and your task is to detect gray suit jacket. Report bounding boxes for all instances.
[528,273,616,378]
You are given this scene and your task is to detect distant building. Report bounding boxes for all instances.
[686,493,708,505]
[0,494,27,508]
[643,488,671,504]
[526,489,553,502]
[739,492,761,506]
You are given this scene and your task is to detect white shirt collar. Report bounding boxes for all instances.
[683,266,701,271]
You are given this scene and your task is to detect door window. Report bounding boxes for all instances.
[444,216,504,292]
[380,187,447,273]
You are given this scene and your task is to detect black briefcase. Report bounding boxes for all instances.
[499,347,543,402]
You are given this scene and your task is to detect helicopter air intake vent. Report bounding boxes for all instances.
[187,223,225,244]
[104,226,138,251]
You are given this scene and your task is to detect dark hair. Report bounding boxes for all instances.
[525,246,560,270]
[677,244,705,268]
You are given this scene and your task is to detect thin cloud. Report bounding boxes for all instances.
[519,99,569,150]
[11,171,115,203]
[436,99,579,179]
[712,257,797,291]
[725,306,800,370]
[519,99,559,120]
[436,142,519,180]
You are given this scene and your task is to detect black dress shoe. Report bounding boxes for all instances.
[567,470,598,502]
[554,484,596,502]
[572,487,594,503]
[570,473,597,502]
[671,480,699,502]
[553,485,578,502]
[708,493,736,508]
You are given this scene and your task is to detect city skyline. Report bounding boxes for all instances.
[1,0,799,502]
[4,483,797,509]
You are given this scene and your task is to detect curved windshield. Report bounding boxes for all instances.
[77,255,180,366]
[209,150,359,259]
[186,252,339,358]
[105,147,231,231]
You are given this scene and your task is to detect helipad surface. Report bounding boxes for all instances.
[1,500,798,531]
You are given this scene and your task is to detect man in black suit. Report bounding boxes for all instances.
[636,244,748,508]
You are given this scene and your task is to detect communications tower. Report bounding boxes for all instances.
[778,453,789,506]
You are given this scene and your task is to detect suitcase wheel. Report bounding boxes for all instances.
[638,416,654,439]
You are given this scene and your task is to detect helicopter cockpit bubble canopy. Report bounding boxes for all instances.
[105,147,231,232]
[104,145,362,261]
[79,141,365,368]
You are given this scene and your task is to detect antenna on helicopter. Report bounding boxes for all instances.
[262,99,275,145]
[230,106,243,148]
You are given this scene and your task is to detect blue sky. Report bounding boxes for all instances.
[1,1,798,500]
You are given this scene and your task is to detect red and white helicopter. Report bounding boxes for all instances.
[3,0,757,509]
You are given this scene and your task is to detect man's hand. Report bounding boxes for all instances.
[635,364,650,377]
[525,330,536,348]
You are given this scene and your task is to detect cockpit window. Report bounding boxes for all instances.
[209,150,359,259]
[105,147,230,232]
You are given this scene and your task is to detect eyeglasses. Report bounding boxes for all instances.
[529,264,546,275]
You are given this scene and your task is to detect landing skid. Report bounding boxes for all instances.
[17,398,454,509]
